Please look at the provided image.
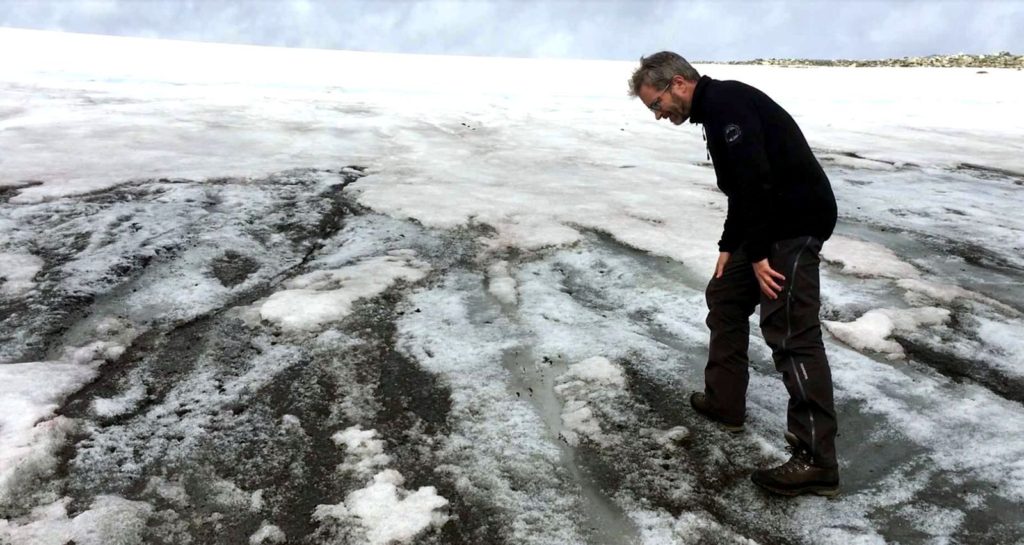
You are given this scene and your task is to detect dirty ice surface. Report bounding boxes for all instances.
[2,28,1024,544]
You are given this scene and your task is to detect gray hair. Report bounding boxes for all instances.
[628,51,700,97]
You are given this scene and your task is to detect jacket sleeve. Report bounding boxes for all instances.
[718,195,743,253]
[721,102,774,262]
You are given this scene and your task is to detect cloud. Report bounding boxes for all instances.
[0,0,1021,60]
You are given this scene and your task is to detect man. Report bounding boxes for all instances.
[629,51,840,496]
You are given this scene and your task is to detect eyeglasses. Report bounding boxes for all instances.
[647,82,672,112]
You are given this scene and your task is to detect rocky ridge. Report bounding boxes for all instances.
[716,51,1023,68]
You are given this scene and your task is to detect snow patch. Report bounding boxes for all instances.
[821,236,919,279]
[0,358,103,505]
[250,489,266,512]
[824,307,951,357]
[91,381,146,418]
[260,252,430,330]
[249,521,286,545]
[627,505,760,545]
[209,478,253,510]
[317,428,448,544]
[486,260,518,305]
[976,317,1024,377]
[897,278,1019,315]
[650,426,691,453]
[315,469,449,545]
[554,356,627,447]
[485,216,584,251]
[0,495,153,545]
[332,425,392,477]
[560,356,627,387]
[0,252,44,296]
[143,477,190,508]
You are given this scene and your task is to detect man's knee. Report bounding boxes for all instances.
[706,305,756,334]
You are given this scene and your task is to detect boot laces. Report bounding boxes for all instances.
[777,450,814,475]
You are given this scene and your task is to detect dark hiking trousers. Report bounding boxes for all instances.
[704,235,838,468]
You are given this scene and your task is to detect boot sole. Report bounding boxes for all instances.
[753,481,840,497]
[719,423,745,433]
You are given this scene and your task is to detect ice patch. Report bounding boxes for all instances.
[486,260,518,305]
[0,252,43,296]
[824,307,950,357]
[0,495,153,545]
[821,236,919,279]
[260,252,430,330]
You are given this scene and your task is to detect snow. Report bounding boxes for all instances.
[554,357,629,446]
[249,522,286,545]
[332,426,393,477]
[315,470,449,545]
[824,307,951,357]
[398,276,589,544]
[558,356,627,387]
[651,426,691,452]
[2,27,1024,544]
[487,260,518,305]
[0,252,43,295]
[896,277,1018,314]
[0,495,153,545]
[89,382,146,418]
[259,252,430,330]
[0,359,102,504]
[316,426,448,544]
[820,236,920,279]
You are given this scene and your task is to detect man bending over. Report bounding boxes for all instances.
[629,51,840,497]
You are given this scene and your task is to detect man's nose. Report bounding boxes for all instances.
[654,111,663,120]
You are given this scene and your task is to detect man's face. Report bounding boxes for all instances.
[638,76,694,125]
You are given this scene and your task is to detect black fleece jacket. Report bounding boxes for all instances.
[689,75,837,262]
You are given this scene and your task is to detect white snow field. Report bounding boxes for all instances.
[2,28,1024,544]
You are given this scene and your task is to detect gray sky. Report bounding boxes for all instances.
[1,0,1022,61]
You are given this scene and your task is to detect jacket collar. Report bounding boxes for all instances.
[688,75,712,125]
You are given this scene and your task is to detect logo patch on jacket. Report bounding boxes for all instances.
[724,124,742,144]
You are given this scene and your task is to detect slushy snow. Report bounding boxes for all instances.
[2,27,1023,545]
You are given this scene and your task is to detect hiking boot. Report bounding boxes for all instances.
[689,392,744,433]
[784,430,799,450]
[751,449,840,497]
